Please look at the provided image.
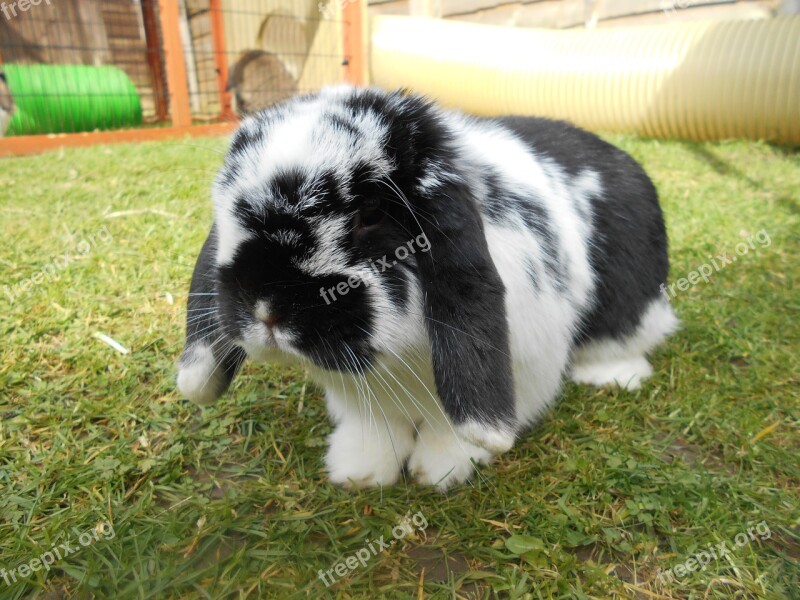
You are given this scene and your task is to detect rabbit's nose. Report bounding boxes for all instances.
[254,301,279,332]
[260,314,279,331]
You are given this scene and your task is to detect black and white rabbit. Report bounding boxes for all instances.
[178,86,677,490]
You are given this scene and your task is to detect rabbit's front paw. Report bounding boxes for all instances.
[456,421,515,454]
[408,424,493,491]
[177,343,223,406]
[325,419,414,489]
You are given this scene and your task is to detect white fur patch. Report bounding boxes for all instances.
[482,222,578,424]
[292,215,351,275]
[455,421,516,453]
[212,203,254,267]
[253,299,271,322]
[571,356,654,390]
[325,407,414,488]
[571,298,678,389]
[177,344,222,406]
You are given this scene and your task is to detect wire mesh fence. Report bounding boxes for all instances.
[185,1,346,120]
[0,0,354,142]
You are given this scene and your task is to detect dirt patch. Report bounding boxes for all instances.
[765,526,800,561]
[656,434,734,474]
[406,545,471,582]
[574,542,655,595]
[185,463,257,500]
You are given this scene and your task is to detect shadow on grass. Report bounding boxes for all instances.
[678,141,800,216]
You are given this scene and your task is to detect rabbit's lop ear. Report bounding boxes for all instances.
[177,224,245,406]
[413,180,517,453]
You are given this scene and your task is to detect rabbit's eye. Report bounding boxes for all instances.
[355,197,385,229]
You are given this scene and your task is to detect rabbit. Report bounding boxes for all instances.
[177,86,678,490]
[226,50,298,116]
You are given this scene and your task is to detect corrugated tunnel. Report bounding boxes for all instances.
[370,15,800,144]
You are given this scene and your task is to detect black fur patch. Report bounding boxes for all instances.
[217,231,377,372]
[326,112,360,137]
[413,177,516,428]
[228,121,264,158]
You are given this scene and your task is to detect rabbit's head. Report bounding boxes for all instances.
[209,86,513,426]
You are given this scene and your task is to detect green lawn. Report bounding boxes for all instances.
[0,134,798,599]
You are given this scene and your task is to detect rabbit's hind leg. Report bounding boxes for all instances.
[570,298,677,390]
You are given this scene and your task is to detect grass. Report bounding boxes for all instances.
[0,133,798,600]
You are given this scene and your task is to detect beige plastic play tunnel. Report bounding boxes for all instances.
[370,15,800,144]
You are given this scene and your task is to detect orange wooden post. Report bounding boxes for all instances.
[141,1,169,122]
[209,0,234,120]
[158,0,192,127]
[342,0,365,85]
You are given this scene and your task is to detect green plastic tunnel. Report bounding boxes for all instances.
[3,64,143,136]
[370,16,800,144]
